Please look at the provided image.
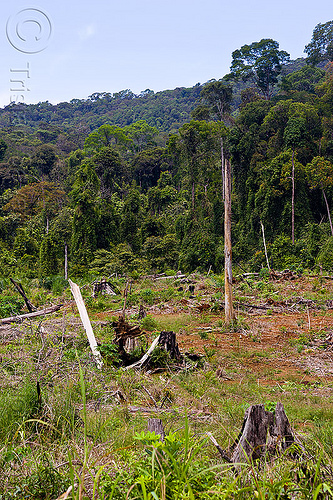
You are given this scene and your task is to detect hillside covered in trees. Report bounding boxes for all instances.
[1,20,333,281]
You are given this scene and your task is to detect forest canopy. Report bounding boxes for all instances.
[1,20,333,279]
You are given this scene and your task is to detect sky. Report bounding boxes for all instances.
[1,0,332,108]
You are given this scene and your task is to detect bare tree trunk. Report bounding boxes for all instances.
[322,187,333,237]
[64,242,68,280]
[192,181,195,211]
[291,148,295,244]
[260,221,270,270]
[221,138,225,200]
[224,158,235,324]
[68,279,103,369]
[0,304,63,324]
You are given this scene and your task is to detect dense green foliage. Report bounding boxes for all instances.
[1,21,333,281]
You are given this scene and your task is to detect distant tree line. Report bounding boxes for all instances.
[1,20,333,279]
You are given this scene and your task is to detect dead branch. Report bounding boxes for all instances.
[10,278,36,312]
[0,304,63,325]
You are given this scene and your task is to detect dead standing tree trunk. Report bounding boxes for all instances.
[291,149,295,244]
[224,158,235,324]
[322,186,333,237]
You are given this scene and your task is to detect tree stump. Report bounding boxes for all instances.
[231,403,294,464]
[268,402,294,452]
[138,305,147,320]
[148,418,165,441]
[158,331,182,360]
[112,316,145,363]
[92,279,118,298]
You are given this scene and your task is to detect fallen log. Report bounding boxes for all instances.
[155,274,186,281]
[0,304,63,324]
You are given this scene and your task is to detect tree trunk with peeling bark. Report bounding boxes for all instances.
[291,148,295,244]
[224,158,235,324]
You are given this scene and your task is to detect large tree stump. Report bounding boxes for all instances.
[231,403,294,464]
[124,331,183,370]
[92,279,119,298]
[112,316,145,363]
[268,402,294,452]
[157,331,181,361]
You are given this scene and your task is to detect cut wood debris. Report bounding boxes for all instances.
[68,279,103,369]
[124,330,183,370]
[10,277,36,312]
[0,304,63,325]
[124,335,161,370]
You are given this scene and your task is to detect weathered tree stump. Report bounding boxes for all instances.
[148,418,165,441]
[138,305,147,320]
[92,279,118,298]
[268,402,294,452]
[124,331,182,370]
[112,316,145,363]
[231,403,294,464]
[158,331,182,360]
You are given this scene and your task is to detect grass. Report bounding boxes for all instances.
[153,313,198,333]
[1,273,333,497]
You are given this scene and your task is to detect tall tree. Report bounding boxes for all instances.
[283,117,307,243]
[199,80,232,198]
[230,39,290,99]
[84,124,130,152]
[306,156,333,236]
[123,120,159,152]
[173,120,220,211]
[0,139,7,161]
[32,145,57,179]
[305,20,333,65]
[93,146,125,198]
[70,159,100,269]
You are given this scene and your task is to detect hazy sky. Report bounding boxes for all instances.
[1,0,332,107]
